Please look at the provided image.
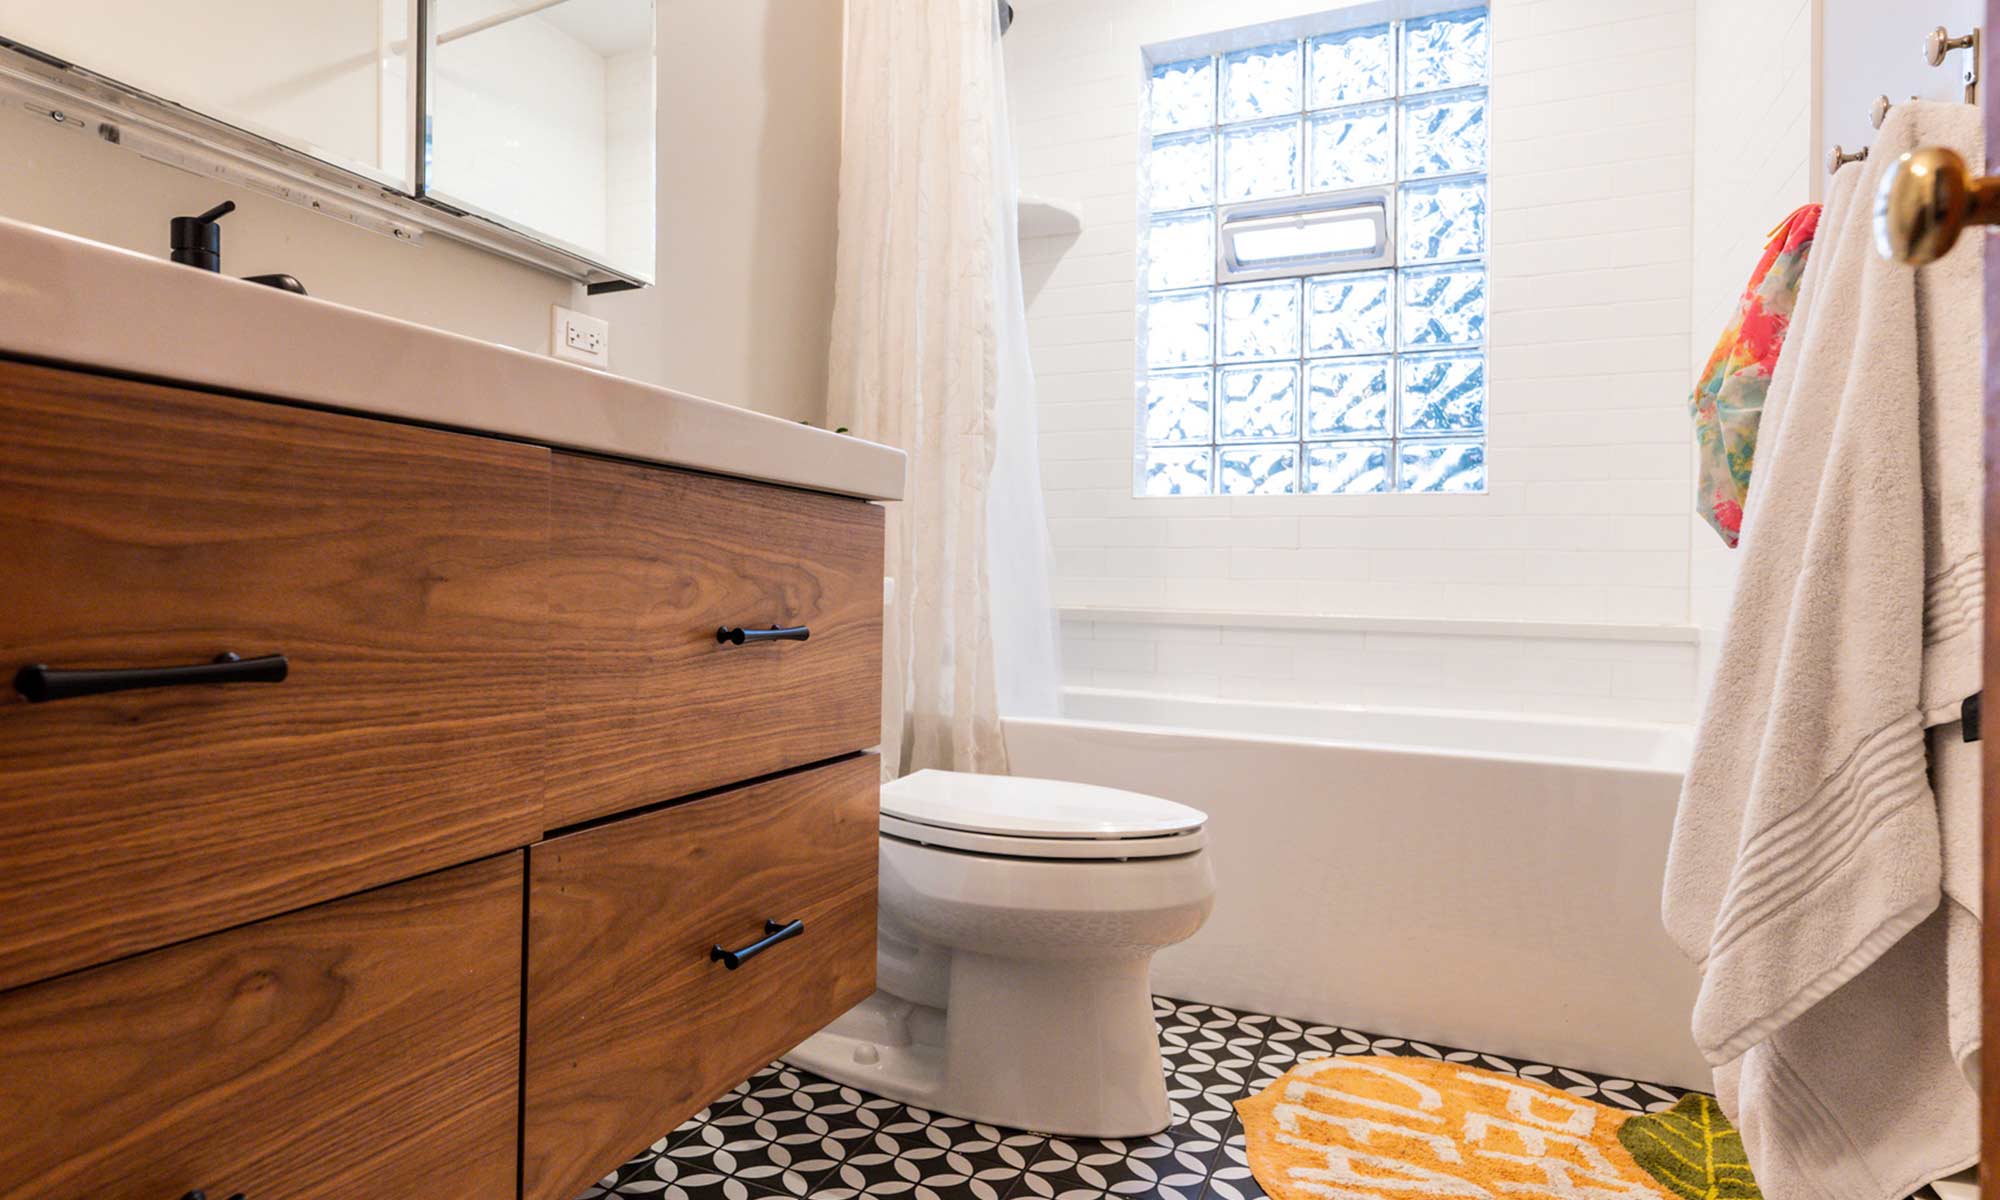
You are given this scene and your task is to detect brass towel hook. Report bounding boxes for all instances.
[1924,25,1981,102]
[1827,144,1869,174]
[1874,146,2000,265]
[1926,25,1978,67]
[1870,95,1893,130]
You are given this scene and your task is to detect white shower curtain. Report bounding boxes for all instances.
[827,0,1062,779]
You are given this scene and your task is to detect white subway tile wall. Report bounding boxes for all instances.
[1687,0,1815,694]
[1009,0,1702,722]
[1062,615,1699,722]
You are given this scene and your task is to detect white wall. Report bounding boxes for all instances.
[1685,0,1816,691]
[0,0,842,425]
[1007,0,1702,723]
[1820,0,1982,171]
[583,0,844,423]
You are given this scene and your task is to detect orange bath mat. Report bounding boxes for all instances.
[1234,1055,1759,1199]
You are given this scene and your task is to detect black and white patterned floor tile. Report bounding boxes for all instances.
[578,996,1690,1200]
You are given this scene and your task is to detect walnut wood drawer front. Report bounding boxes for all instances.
[0,852,524,1200]
[0,361,549,993]
[546,452,884,827]
[523,755,880,1200]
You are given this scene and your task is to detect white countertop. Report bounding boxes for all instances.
[0,217,905,502]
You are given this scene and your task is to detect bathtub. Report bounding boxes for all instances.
[1001,688,1712,1091]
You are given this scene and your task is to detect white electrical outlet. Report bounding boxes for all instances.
[551,306,610,368]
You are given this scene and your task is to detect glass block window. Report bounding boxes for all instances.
[1138,8,1489,496]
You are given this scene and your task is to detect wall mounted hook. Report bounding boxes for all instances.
[1924,25,1981,102]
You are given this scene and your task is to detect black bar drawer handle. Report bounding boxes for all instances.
[710,918,804,970]
[15,652,288,704]
[181,1191,247,1200]
[717,624,810,646]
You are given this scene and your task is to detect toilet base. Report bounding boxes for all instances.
[788,953,1172,1139]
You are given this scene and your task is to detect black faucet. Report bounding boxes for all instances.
[169,200,233,271]
[169,200,307,295]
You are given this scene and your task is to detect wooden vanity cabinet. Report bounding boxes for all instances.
[545,452,885,828]
[523,755,880,1200]
[0,361,550,994]
[0,853,525,1200]
[0,358,888,1200]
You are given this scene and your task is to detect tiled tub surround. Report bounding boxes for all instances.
[581,997,1689,1200]
[1686,0,1816,692]
[1011,0,1699,628]
[1061,611,1700,722]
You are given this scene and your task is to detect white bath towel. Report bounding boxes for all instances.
[1664,99,1984,1199]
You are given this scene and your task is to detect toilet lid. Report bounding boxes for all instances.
[880,770,1207,859]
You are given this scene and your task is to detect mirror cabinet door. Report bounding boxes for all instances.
[0,0,418,191]
[424,0,656,281]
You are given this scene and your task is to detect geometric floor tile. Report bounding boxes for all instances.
[577,996,1690,1200]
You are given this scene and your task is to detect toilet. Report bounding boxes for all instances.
[787,769,1215,1139]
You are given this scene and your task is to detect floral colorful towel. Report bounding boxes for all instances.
[1691,203,1821,547]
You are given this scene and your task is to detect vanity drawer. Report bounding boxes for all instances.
[0,852,524,1200]
[0,360,548,992]
[522,755,879,1200]
[546,452,884,826]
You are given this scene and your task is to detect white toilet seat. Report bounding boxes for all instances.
[879,812,1207,859]
[880,770,1208,860]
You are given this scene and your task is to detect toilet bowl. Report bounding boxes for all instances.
[787,770,1215,1138]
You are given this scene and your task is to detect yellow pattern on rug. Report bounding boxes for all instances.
[1234,1055,1674,1199]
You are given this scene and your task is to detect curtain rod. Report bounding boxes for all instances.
[440,0,578,46]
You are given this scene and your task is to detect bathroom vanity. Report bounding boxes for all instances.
[0,218,901,1200]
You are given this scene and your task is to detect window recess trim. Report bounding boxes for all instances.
[1216,187,1395,284]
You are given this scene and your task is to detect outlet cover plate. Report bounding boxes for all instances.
[552,305,610,368]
